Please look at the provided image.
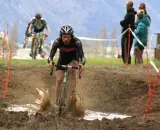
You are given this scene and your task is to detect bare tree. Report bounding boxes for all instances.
[110,25,117,57]
[101,25,107,56]
[9,24,18,57]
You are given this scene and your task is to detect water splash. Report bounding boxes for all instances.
[84,110,131,121]
[4,104,131,120]
[5,104,39,115]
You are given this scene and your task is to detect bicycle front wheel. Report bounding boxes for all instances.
[33,39,39,60]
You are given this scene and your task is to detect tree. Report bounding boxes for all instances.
[110,25,117,57]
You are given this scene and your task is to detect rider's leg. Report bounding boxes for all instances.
[55,70,65,104]
[40,37,44,47]
[30,34,36,55]
[39,35,44,54]
[69,60,79,100]
[23,36,28,49]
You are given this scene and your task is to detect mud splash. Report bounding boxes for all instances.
[4,104,131,121]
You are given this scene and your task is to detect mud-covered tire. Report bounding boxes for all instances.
[58,82,68,116]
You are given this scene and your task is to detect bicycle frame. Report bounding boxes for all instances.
[51,64,81,116]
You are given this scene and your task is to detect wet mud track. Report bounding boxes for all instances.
[0,64,160,130]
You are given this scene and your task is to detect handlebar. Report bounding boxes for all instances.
[29,32,48,39]
[55,64,80,69]
[50,63,82,79]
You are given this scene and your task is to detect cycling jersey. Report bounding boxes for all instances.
[25,21,32,37]
[48,37,86,70]
[30,19,47,33]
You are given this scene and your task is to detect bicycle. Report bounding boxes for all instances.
[32,32,46,59]
[50,63,82,116]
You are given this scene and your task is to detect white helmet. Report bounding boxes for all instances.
[60,25,74,36]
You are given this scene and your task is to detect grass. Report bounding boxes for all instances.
[0,59,48,66]
[0,58,122,66]
[0,57,160,67]
[152,59,160,68]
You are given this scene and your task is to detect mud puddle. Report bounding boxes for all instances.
[4,104,40,115]
[4,104,131,121]
[84,110,131,120]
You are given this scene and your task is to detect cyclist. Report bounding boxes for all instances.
[48,25,86,108]
[28,13,50,57]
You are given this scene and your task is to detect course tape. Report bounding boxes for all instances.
[78,28,129,41]
[129,28,160,118]
[2,27,12,99]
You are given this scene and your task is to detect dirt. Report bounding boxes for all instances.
[0,64,160,130]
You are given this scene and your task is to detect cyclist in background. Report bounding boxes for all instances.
[28,13,50,57]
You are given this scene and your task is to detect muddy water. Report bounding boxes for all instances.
[5,104,131,121]
[84,110,131,120]
[4,104,40,115]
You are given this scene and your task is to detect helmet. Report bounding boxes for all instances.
[60,25,74,36]
[35,13,42,19]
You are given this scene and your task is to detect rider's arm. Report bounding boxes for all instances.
[43,20,50,36]
[25,24,30,37]
[28,19,35,34]
[76,40,86,65]
[45,24,50,36]
[48,40,59,63]
[28,24,33,34]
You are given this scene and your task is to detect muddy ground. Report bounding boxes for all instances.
[0,64,160,130]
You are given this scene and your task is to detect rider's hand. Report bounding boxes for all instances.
[79,64,84,73]
[44,34,48,40]
[49,61,55,68]
[45,34,48,37]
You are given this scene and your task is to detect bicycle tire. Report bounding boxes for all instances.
[58,69,70,116]
[58,83,66,116]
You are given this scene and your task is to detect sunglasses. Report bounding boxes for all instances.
[36,17,41,20]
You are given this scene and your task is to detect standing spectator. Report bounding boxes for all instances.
[134,10,150,64]
[120,1,137,64]
[139,3,151,24]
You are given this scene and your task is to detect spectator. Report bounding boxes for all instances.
[134,10,150,64]
[139,3,151,24]
[120,1,137,64]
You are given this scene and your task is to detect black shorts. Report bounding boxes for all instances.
[33,27,45,33]
[56,56,79,71]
